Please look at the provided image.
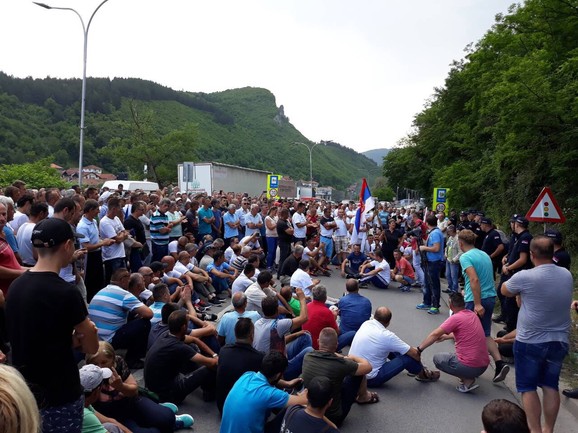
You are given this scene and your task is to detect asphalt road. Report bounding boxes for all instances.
[135,268,578,433]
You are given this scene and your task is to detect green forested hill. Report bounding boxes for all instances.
[383,0,578,246]
[0,73,377,191]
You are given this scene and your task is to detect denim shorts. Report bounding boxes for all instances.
[514,340,569,392]
[465,297,495,337]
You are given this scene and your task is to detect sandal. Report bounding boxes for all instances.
[415,368,441,382]
[357,392,380,405]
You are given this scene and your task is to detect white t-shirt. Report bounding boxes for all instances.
[168,240,179,254]
[16,222,36,265]
[292,212,307,239]
[370,259,391,284]
[244,213,263,237]
[224,246,234,263]
[334,217,348,237]
[245,282,276,315]
[232,272,255,294]
[99,216,126,261]
[290,268,314,297]
[265,216,278,237]
[349,319,410,379]
[174,261,192,276]
[10,211,29,235]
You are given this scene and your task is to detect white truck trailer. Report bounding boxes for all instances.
[178,162,271,197]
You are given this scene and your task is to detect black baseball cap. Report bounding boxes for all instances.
[480,217,493,225]
[545,229,563,243]
[31,218,82,248]
[509,214,519,223]
[515,216,529,227]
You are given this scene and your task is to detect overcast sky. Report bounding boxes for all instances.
[0,0,513,153]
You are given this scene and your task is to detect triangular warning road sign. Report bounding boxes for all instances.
[526,187,565,223]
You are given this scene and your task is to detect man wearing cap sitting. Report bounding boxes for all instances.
[79,364,127,433]
[6,218,99,433]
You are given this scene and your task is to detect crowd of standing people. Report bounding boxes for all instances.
[0,179,575,433]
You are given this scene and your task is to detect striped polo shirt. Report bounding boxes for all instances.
[150,210,170,246]
[88,284,144,342]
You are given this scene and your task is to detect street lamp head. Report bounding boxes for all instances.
[33,2,52,9]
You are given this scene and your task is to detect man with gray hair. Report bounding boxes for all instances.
[279,244,304,286]
[303,285,356,350]
[223,204,240,247]
[244,204,263,237]
[217,292,261,345]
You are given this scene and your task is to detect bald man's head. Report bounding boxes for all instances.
[280,286,293,302]
[374,307,392,327]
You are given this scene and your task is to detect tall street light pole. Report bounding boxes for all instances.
[294,141,320,190]
[33,0,110,188]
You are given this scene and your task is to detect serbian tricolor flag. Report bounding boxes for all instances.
[350,178,375,245]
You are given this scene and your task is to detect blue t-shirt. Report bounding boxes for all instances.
[346,252,367,273]
[217,310,262,345]
[223,212,239,239]
[459,248,496,302]
[426,228,444,261]
[337,293,372,334]
[220,371,289,433]
[197,207,214,235]
[3,226,18,253]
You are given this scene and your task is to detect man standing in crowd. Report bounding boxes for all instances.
[416,215,445,315]
[319,206,337,265]
[150,198,173,262]
[277,208,294,278]
[77,199,115,302]
[480,217,505,275]
[223,204,240,247]
[292,202,308,245]
[458,229,510,382]
[6,218,99,433]
[99,197,129,284]
[502,236,573,433]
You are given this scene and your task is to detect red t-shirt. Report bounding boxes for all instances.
[396,257,415,279]
[303,300,338,350]
[0,237,21,295]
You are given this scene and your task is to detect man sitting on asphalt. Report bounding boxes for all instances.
[303,285,356,351]
[245,270,292,316]
[280,376,339,433]
[217,292,261,346]
[417,292,489,393]
[88,268,153,369]
[290,259,321,299]
[279,244,304,286]
[303,238,330,276]
[390,249,415,291]
[216,318,265,414]
[340,243,368,278]
[253,290,311,380]
[206,251,238,296]
[220,351,307,433]
[337,279,372,335]
[349,306,440,387]
[144,310,218,404]
[174,250,221,305]
[358,250,391,289]
[231,263,256,294]
[301,328,376,427]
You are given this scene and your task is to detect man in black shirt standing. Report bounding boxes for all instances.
[124,201,148,272]
[6,218,99,433]
[480,218,505,275]
[277,208,294,279]
[216,317,264,413]
[545,229,571,270]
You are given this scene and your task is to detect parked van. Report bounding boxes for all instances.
[101,180,159,193]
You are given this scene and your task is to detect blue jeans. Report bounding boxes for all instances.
[266,236,278,268]
[337,330,356,350]
[445,260,460,293]
[320,236,333,261]
[423,260,442,308]
[367,353,423,387]
[285,333,314,380]
[111,318,151,366]
[514,340,569,392]
[211,276,230,294]
[94,395,175,433]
